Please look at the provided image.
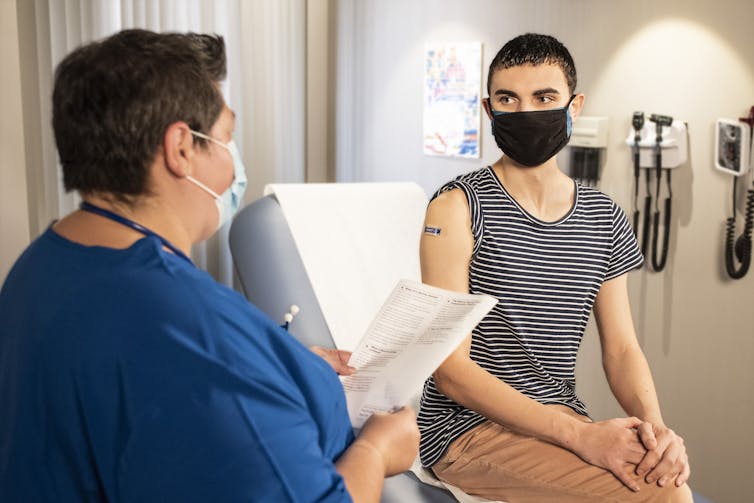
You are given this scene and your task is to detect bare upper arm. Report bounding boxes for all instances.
[420,189,474,292]
[421,188,475,370]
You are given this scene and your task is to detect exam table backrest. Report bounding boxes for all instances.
[228,186,458,503]
[229,193,331,348]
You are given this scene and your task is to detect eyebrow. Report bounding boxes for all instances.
[494,89,519,99]
[493,87,561,98]
[533,88,560,96]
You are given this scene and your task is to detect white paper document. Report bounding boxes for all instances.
[341,279,497,428]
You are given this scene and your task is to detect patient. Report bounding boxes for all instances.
[417,33,692,502]
[0,29,417,503]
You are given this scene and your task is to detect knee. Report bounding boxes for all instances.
[661,482,693,503]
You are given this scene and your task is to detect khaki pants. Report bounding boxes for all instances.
[431,416,693,503]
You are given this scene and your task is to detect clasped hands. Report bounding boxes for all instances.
[576,416,690,492]
[635,421,690,488]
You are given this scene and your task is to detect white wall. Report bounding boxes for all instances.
[334,1,754,501]
[0,0,30,284]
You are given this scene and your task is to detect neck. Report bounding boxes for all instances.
[496,155,564,194]
[81,194,194,257]
[492,155,575,222]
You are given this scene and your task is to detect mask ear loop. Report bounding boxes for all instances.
[186,129,228,199]
[486,97,504,117]
[565,94,577,138]
[565,94,577,116]
[190,129,228,150]
[185,129,235,198]
[185,175,222,199]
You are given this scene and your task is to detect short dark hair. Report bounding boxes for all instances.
[487,33,577,95]
[52,29,227,200]
[176,32,227,82]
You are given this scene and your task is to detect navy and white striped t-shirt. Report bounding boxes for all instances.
[418,166,643,468]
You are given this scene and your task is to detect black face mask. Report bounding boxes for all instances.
[489,95,575,167]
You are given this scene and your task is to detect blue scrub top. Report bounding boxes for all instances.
[0,228,354,502]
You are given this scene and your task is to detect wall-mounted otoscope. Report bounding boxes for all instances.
[625,113,688,272]
[715,106,754,279]
[631,112,651,257]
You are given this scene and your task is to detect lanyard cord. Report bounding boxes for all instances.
[79,201,193,265]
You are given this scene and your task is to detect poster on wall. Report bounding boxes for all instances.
[423,42,481,158]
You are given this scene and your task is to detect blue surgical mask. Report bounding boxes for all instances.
[186,130,248,231]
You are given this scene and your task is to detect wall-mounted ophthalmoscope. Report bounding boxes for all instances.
[647,114,674,272]
[631,112,649,255]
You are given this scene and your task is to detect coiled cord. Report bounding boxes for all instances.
[651,169,672,271]
[725,179,754,279]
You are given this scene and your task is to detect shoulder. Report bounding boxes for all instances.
[578,184,616,207]
[577,185,628,217]
[425,189,475,244]
[428,166,492,214]
[433,167,490,197]
[429,188,469,214]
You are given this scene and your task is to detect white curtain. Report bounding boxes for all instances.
[21,0,306,286]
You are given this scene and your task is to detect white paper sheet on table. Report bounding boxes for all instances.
[264,183,427,351]
[341,279,497,428]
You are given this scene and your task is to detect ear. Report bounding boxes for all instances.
[569,93,585,121]
[481,97,493,121]
[163,122,194,178]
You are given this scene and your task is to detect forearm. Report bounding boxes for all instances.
[435,358,584,450]
[604,346,664,425]
[335,440,385,503]
[593,274,665,426]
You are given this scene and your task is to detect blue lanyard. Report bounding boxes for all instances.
[79,201,193,265]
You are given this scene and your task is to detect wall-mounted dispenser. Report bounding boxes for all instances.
[571,116,609,148]
[625,114,688,272]
[715,108,754,279]
[567,116,608,186]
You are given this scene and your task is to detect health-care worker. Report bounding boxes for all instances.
[0,29,418,503]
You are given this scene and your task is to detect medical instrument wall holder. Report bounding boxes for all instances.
[625,119,688,168]
[625,117,688,272]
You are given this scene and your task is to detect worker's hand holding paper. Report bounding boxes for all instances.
[341,279,497,428]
